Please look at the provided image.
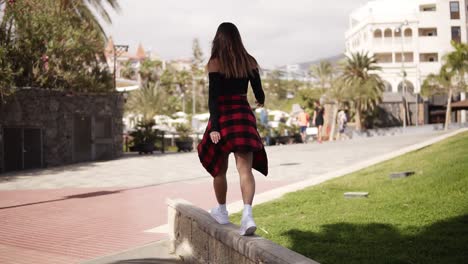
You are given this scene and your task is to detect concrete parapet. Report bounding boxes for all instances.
[167,199,319,264]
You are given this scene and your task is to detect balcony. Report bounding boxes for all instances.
[372,38,414,53]
[419,62,442,75]
[418,36,444,53]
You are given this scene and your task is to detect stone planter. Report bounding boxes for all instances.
[292,133,303,143]
[176,138,193,152]
[135,143,155,154]
[276,136,290,145]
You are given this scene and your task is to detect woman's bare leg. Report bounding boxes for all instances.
[213,155,229,204]
[234,152,255,205]
[318,125,323,142]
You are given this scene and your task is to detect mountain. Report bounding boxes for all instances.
[297,54,345,70]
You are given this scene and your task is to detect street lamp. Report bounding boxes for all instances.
[113,44,129,90]
[396,20,409,128]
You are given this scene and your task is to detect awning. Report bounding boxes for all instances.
[452,99,468,111]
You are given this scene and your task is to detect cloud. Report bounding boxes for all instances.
[104,0,369,67]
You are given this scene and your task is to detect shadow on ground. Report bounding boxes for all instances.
[0,151,176,182]
[283,214,468,264]
[106,259,181,264]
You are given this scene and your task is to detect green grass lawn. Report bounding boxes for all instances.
[232,132,468,264]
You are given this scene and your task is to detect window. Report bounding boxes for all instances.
[419,28,438,37]
[395,52,414,63]
[374,29,382,38]
[375,53,393,63]
[384,28,393,38]
[420,53,439,62]
[452,26,461,43]
[420,4,436,11]
[450,1,460,19]
[404,28,413,37]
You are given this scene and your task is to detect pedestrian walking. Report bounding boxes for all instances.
[312,101,325,143]
[338,109,348,140]
[297,108,309,143]
[197,22,268,236]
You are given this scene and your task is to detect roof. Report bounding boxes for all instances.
[134,43,146,60]
[351,0,433,21]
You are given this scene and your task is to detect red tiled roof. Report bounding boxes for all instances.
[135,43,146,60]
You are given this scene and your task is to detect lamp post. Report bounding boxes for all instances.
[396,20,409,128]
[113,44,129,90]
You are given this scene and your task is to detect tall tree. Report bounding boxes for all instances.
[0,0,119,94]
[139,58,163,86]
[422,42,468,130]
[121,60,136,80]
[125,82,165,123]
[310,60,333,89]
[326,78,349,141]
[58,0,120,37]
[342,52,385,131]
[422,67,454,130]
[191,38,205,113]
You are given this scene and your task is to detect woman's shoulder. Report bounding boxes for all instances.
[248,55,259,71]
[207,59,220,73]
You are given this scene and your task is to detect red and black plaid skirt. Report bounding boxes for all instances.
[197,95,268,177]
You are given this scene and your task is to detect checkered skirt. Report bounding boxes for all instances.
[197,95,268,177]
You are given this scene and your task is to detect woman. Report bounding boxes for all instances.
[197,22,268,236]
[312,101,325,143]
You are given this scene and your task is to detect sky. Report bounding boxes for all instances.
[104,0,370,68]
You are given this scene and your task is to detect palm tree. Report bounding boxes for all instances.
[422,42,468,130]
[58,0,121,36]
[326,78,349,141]
[120,61,135,80]
[310,60,333,89]
[139,59,163,86]
[125,82,165,123]
[422,67,454,130]
[342,52,385,131]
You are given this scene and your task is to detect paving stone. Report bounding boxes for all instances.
[390,171,415,179]
[344,192,369,198]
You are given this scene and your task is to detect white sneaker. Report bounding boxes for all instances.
[239,215,257,236]
[210,207,230,225]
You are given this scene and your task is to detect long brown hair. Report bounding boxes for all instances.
[209,22,258,78]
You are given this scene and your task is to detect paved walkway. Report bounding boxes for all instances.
[0,131,447,263]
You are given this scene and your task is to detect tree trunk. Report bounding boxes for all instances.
[444,88,453,131]
[355,105,362,132]
[329,103,339,142]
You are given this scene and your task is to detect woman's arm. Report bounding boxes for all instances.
[250,69,265,106]
[208,73,221,132]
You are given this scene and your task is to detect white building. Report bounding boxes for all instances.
[345,0,467,94]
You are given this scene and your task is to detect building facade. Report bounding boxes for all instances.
[345,0,467,94]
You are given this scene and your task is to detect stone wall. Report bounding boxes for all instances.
[0,88,124,172]
[167,199,319,264]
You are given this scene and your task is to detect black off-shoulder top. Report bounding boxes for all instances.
[208,69,265,132]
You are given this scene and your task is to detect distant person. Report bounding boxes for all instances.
[279,113,287,123]
[197,22,268,236]
[259,108,271,145]
[312,101,325,143]
[338,109,348,140]
[297,109,310,143]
